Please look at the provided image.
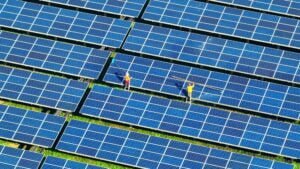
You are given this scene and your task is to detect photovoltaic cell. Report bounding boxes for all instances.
[0,66,88,112]
[211,0,300,18]
[104,53,300,120]
[142,0,300,49]
[124,23,300,84]
[0,145,43,169]
[56,120,294,169]
[0,105,65,148]
[41,156,106,169]
[40,0,147,17]
[0,0,131,48]
[0,31,110,79]
[81,85,300,159]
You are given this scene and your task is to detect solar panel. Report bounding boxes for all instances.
[142,0,300,49]
[80,85,300,159]
[56,120,294,169]
[0,145,43,169]
[123,23,300,84]
[103,53,300,120]
[0,105,65,148]
[0,31,110,79]
[0,0,131,48]
[211,0,300,18]
[0,66,88,112]
[42,156,106,169]
[39,0,147,18]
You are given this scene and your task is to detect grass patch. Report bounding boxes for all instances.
[293,163,299,169]
[130,22,135,28]
[0,100,42,112]
[88,82,95,89]
[0,139,19,148]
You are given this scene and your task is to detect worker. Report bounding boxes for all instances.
[124,72,132,90]
[186,82,195,103]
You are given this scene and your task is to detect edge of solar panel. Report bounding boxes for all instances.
[123,23,300,85]
[0,105,66,148]
[211,0,300,19]
[0,145,44,169]
[80,85,300,159]
[40,0,147,18]
[0,0,132,49]
[0,31,111,80]
[55,120,295,169]
[141,1,300,50]
[0,66,89,112]
[102,56,299,121]
[41,156,106,169]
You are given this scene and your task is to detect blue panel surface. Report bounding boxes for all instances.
[0,145,43,169]
[0,105,65,147]
[124,23,300,84]
[213,0,300,18]
[40,0,147,17]
[80,85,300,159]
[104,53,300,120]
[42,156,106,169]
[56,120,294,169]
[0,66,88,112]
[142,0,300,49]
[0,31,110,79]
[0,0,131,48]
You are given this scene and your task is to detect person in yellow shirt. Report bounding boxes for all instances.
[186,82,195,103]
[124,72,132,90]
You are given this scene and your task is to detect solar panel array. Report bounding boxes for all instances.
[0,0,131,48]
[0,105,65,148]
[80,85,300,159]
[142,0,300,49]
[0,66,88,112]
[123,23,300,84]
[41,156,106,169]
[0,31,110,79]
[212,0,300,18]
[40,0,147,17]
[56,120,294,169]
[0,145,43,169]
[0,0,299,168]
[104,53,300,120]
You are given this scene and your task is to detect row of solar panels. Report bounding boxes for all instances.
[1,0,299,83]
[38,0,300,19]
[144,0,300,49]
[0,112,295,169]
[1,82,300,160]
[0,0,299,164]
[2,22,299,84]
[0,52,299,119]
[0,145,105,169]
[0,0,299,83]
[2,0,298,49]
[208,0,300,18]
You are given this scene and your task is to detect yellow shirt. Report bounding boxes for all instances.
[187,84,194,93]
[125,75,131,81]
